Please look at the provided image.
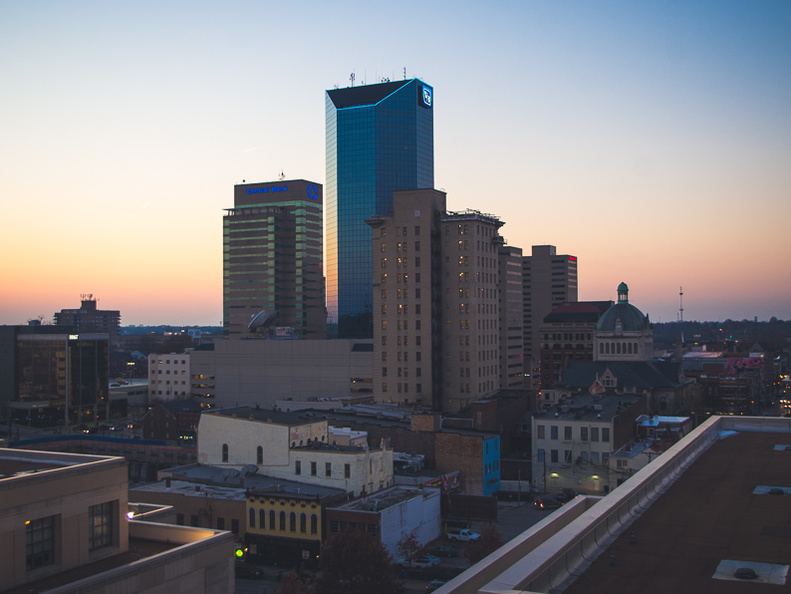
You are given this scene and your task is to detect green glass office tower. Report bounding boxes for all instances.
[326,78,434,338]
[223,180,326,338]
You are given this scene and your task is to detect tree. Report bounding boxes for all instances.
[464,524,503,564]
[395,530,424,564]
[314,528,398,594]
[277,570,307,594]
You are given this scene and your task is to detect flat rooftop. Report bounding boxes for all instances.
[330,485,437,513]
[3,537,178,594]
[0,449,112,479]
[565,429,791,594]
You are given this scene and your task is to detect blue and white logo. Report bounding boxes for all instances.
[421,86,433,108]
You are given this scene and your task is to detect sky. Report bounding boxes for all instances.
[1,1,789,326]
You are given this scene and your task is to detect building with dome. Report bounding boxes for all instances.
[541,283,691,415]
[594,282,654,362]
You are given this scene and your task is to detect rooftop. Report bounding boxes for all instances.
[155,463,346,498]
[329,485,438,513]
[538,392,642,423]
[438,416,791,594]
[206,406,328,427]
[0,450,112,480]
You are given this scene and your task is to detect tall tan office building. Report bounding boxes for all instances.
[368,189,515,414]
[523,245,578,387]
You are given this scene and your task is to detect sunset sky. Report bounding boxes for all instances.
[1,1,789,326]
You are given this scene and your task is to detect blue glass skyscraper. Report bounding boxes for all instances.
[325,78,434,338]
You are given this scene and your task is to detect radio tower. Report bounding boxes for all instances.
[678,286,685,346]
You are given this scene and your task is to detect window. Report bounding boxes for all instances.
[222,443,228,462]
[537,449,545,462]
[550,426,558,440]
[290,512,296,532]
[311,514,318,534]
[249,508,255,528]
[259,510,265,529]
[270,510,276,529]
[580,427,589,441]
[176,513,184,525]
[295,460,301,475]
[26,515,56,570]
[326,462,332,477]
[564,449,572,463]
[564,426,572,440]
[311,461,317,476]
[257,446,263,465]
[191,515,199,527]
[591,427,599,442]
[279,511,286,531]
[344,463,351,479]
[550,449,559,463]
[300,513,307,533]
[537,424,545,439]
[89,501,114,551]
[231,519,239,535]
[602,428,611,442]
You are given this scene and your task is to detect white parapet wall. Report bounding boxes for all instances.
[438,415,790,594]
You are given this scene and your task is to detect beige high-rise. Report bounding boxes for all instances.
[368,189,514,414]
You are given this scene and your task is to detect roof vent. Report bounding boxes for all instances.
[734,568,758,580]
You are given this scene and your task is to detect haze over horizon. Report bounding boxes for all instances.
[2,1,789,326]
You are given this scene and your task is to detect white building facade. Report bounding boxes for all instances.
[197,408,393,497]
[148,352,191,401]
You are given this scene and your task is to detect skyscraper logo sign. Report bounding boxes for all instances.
[420,85,433,109]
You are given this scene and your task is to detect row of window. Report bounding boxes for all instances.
[536,424,611,442]
[600,342,640,355]
[382,367,423,378]
[544,333,593,341]
[382,351,422,362]
[294,460,351,478]
[249,509,318,534]
[537,449,609,466]
[381,288,422,299]
[380,382,423,394]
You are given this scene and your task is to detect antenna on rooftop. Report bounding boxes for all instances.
[678,286,685,346]
[350,72,355,87]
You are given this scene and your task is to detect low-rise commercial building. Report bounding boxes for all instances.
[0,448,233,593]
[197,407,393,497]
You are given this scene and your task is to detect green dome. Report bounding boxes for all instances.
[597,283,650,332]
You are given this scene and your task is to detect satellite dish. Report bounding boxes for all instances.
[248,309,277,333]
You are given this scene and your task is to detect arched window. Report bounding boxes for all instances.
[279,511,286,531]
[300,513,307,533]
[248,508,255,528]
[269,510,276,530]
[256,446,263,465]
[259,509,266,529]
[310,514,318,534]
[289,512,296,532]
[599,343,604,354]
[222,443,228,462]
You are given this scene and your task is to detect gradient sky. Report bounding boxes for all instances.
[1,1,789,326]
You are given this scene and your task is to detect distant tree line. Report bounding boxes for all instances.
[654,319,791,351]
